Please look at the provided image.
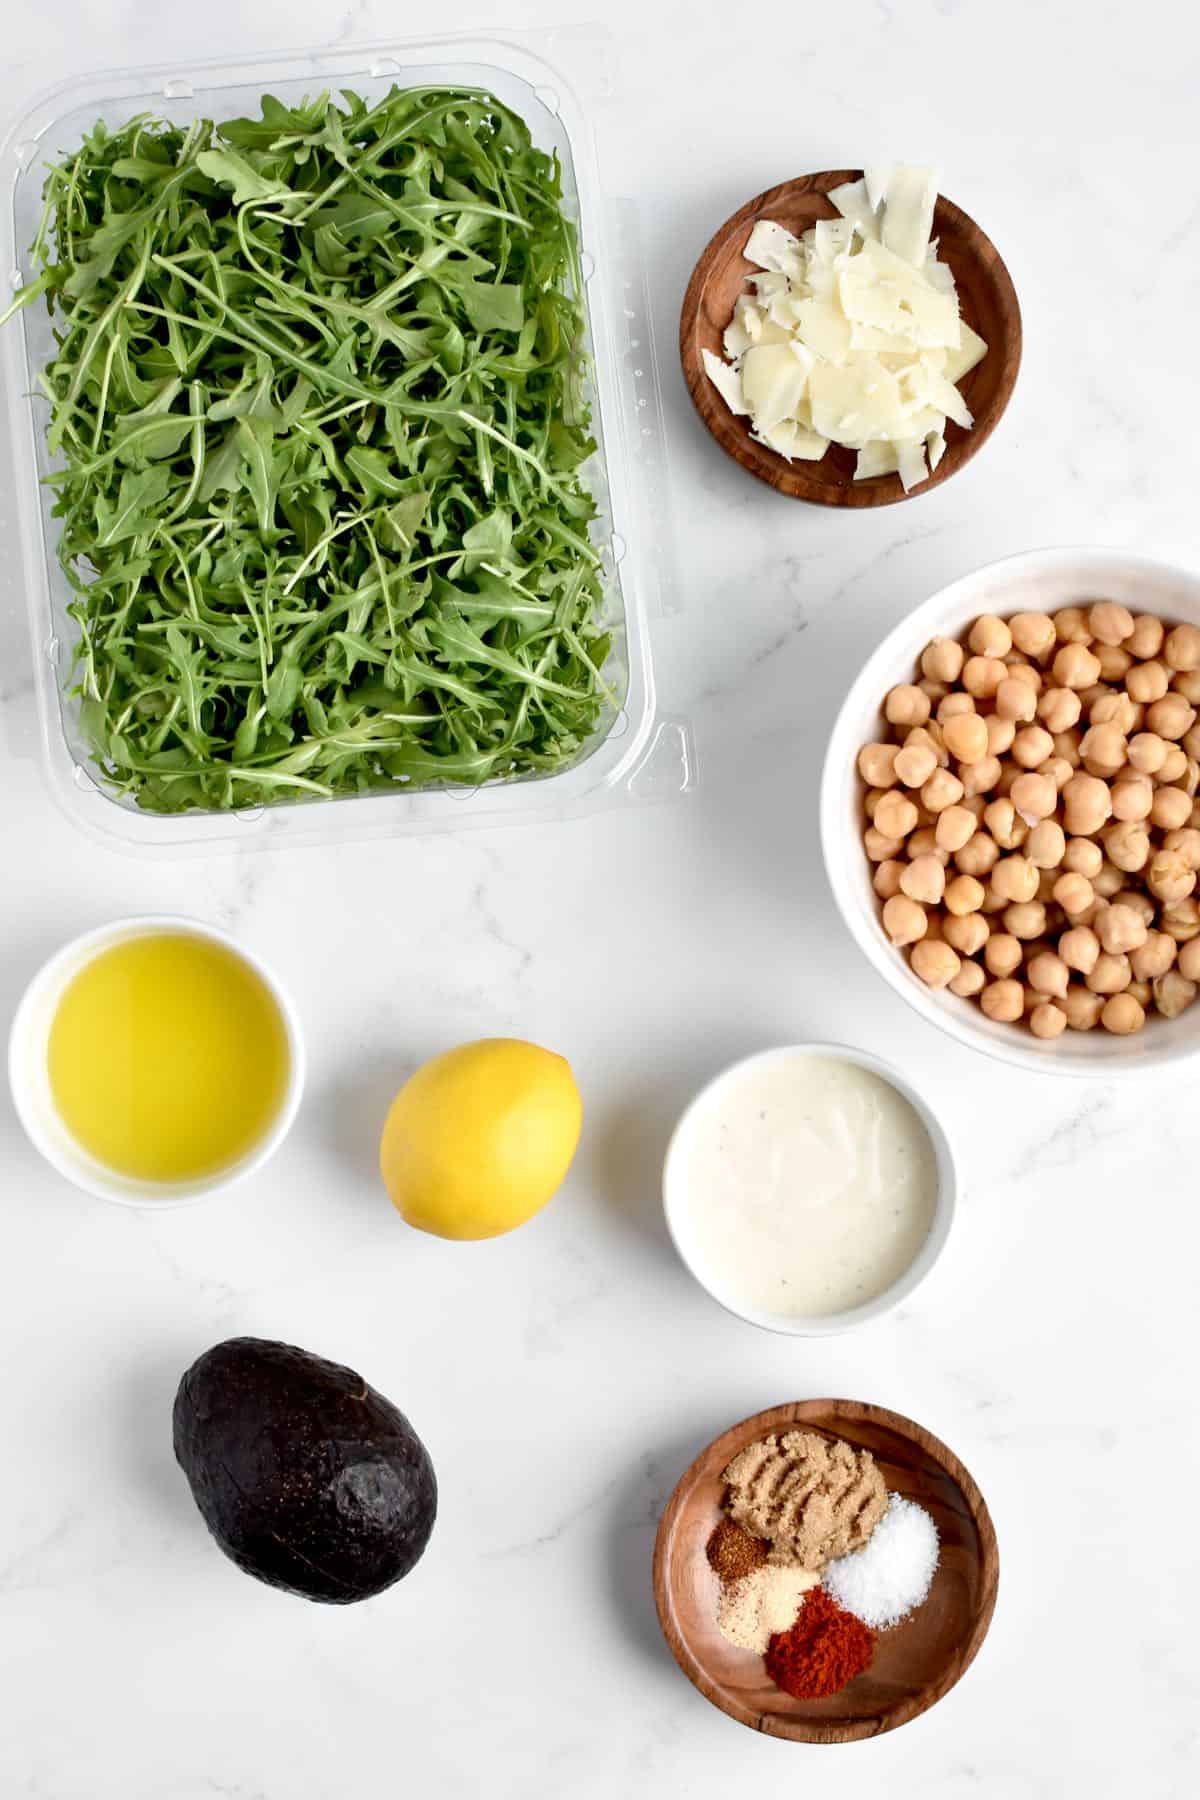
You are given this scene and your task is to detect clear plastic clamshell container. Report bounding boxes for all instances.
[1,30,690,850]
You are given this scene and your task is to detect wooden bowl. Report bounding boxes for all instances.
[679,173,1022,507]
[653,1399,999,1742]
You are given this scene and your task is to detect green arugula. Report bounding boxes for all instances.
[2,87,612,812]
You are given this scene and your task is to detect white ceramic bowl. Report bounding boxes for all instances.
[662,1043,956,1336]
[821,546,1200,1076]
[8,915,305,1207]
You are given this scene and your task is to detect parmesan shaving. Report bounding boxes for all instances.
[699,165,987,490]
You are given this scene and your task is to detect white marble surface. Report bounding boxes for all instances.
[2,2,1198,1795]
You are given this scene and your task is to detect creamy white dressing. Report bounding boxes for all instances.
[670,1053,938,1319]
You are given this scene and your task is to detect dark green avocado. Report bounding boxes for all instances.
[173,1337,437,1603]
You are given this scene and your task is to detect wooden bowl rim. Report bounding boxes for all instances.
[652,1397,1000,1742]
[678,171,1022,508]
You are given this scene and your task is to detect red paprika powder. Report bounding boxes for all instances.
[764,1586,874,1698]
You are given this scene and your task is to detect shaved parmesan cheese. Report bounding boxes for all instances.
[744,220,805,278]
[698,166,988,490]
[943,320,989,384]
[855,441,901,479]
[753,418,830,461]
[741,342,812,429]
[897,439,929,492]
[880,165,937,267]
[828,177,880,241]
[701,348,748,417]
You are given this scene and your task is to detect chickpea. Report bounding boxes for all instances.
[936,805,978,853]
[1079,723,1127,777]
[1164,623,1200,671]
[885,684,931,728]
[1060,925,1101,973]
[995,677,1036,722]
[1053,606,1092,645]
[1062,987,1104,1031]
[1087,952,1131,995]
[1151,786,1191,833]
[858,743,899,787]
[962,655,1007,701]
[1089,691,1138,733]
[982,886,1009,915]
[1148,850,1196,904]
[1042,756,1075,793]
[983,797,1024,850]
[921,767,965,813]
[1030,1001,1068,1039]
[943,712,990,764]
[1005,901,1046,940]
[1175,670,1200,704]
[956,833,1001,878]
[1082,601,1131,646]
[1025,819,1066,870]
[984,934,1023,978]
[962,793,988,819]
[1146,693,1196,742]
[1127,614,1164,660]
[1063,773,1112,835]
[959,755,1003,797]
[1053,642,1102,690]
[906,722,949,762]
[1127,660,1169,704]
[965,614,1010,659]
[1131,931,1176,981]
[1104,821,1151,874]
[938,690,978,723]
[1110,775,1154,822]
[1164,827,1200,871]
[1010,771,1058,821]
[873,860,905,900]
[1126,731,1170,780]
[1037,866,1061,904]
[1160,743,1189,783]
[1153,970,1198,1018]
[1128,978,1153,1008]
[1038,687,1082,734]
[980,978,1025,1022]
[948,959,986,998]
[910,939,961,989]
[944,912,990,956]
[1178,938,1200,980]
[1078,683,1108,714]
[921,636,965,683]
[1026,950,1069,998]
[1093,861,1125,898]
[1095,644,1133,683]
[1012,725,1055,769]
[1010,611,1057,658]
[1113,890,1155,927]
[1162,896,1200,942]
[1095,903,1148,955]
[893,742,938,788]
[865,826,904,861]
[986,714,1018,756]
[991,855,1039,904]
[1101,992,1145,1035]
[907,828,944,860]
[874,791,919,839]
[919,678,950,704]
[900,854,946,905]
[1053,873,1095,917]
[1185,724,1200,761]
[883,895,927,945]
[944,873,986,916]
[1063,838,1103,878]
[1005,661,1043,694]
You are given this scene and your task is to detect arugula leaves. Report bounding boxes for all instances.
[3,87,612,812]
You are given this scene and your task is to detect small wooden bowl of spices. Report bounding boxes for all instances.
[653,1399,998,1743]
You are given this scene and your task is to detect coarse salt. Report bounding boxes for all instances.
[822,1494,939,1629]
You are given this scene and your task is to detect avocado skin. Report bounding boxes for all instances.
[173,1337,437,1603]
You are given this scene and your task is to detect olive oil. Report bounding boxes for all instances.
[47,931,290,1183]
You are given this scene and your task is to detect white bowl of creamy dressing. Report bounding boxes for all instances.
[663,1044,955,1335]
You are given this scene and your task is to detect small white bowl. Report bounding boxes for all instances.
[662,1043,956,1336]
[821,546,1200,1077]
[8,914,305,1208]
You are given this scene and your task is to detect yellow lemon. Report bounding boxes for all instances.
[380,1038,582,1240]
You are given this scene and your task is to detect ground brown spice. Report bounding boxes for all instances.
[706,1518,767,1583]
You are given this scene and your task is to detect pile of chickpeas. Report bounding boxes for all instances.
[857,603,1200,1038]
